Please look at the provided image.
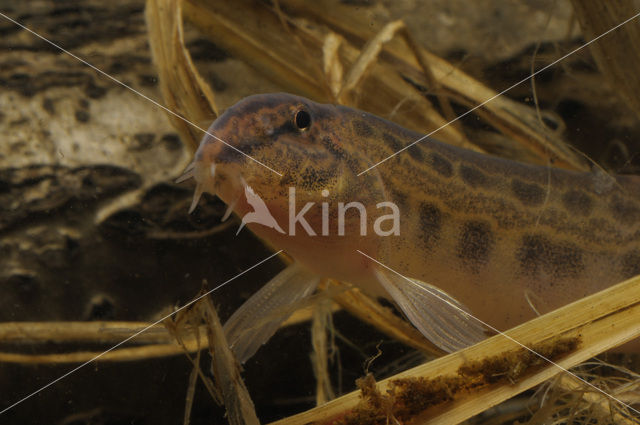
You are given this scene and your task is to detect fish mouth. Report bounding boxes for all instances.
[176,159,245,220]
[176,160,215,213]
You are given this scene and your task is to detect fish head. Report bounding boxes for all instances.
[178,93,391,281]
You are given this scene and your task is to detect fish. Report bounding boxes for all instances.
[235,183,285,236]
[178,93,640,362]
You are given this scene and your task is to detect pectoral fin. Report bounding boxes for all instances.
[373,267,487,353]
[223,262,320,363]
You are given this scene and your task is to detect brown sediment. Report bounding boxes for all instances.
[333,336,580,425]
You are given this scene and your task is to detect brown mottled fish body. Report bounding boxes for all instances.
[186,93,640,350]
[365,121,640,328]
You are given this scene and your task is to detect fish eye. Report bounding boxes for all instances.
[294,109,311,131]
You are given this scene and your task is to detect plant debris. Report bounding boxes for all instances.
[335,337,580,425]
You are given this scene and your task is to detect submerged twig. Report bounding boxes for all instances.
[311,293,337,405]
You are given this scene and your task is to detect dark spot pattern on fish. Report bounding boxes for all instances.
[516,234,584,279]
[429,152,453,177]
[382,132,403,152]
[460,165,489,188]
[562,190,594,216]
[353,120,374,138]
[418,202,442,250]
[457,221,494,271]
[621,250,640,278]
[511,179,545,206]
